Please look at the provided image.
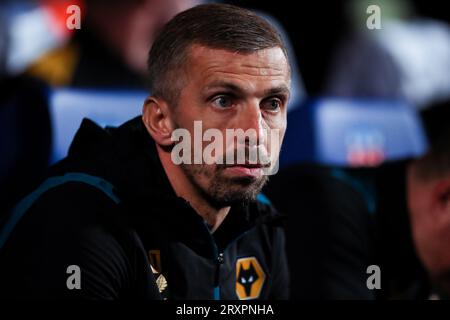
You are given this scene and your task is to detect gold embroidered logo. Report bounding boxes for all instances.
[236,256,265,300]
[148,250,168,297]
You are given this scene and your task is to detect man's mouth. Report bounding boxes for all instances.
[223,163,269,178]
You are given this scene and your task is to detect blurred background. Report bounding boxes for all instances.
[1,0,450,300]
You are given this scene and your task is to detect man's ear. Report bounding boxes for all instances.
[142,96,174,146]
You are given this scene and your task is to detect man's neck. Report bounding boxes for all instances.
[157,145,230,233]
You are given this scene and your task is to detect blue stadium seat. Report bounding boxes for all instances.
[48,88,148,163]
[281,98,428,168]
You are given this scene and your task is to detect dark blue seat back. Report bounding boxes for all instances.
[48,88,147,163]
[281,98,428,168]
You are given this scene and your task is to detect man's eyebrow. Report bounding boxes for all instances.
[203,81,245,94]
[204,81,290,98]
[263,85,290,98]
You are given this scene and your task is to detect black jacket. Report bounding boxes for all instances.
[0,116,289,300]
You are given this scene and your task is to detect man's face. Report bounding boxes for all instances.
[169,45,290,207]
[407,163,450,284]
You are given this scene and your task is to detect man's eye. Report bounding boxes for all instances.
[212,96,233,109]
[262,98,281,111]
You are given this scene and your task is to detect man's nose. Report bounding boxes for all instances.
[238,102,266,145]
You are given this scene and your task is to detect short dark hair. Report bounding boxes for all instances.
[147,3,289,106]
[414,99,450,181]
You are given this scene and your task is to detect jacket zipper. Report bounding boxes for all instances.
[212,241,224,300]
[207,224,252,300]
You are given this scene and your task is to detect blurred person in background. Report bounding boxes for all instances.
[325,0,450,109]
[0,0,199,216]
[407,99,450,298]
[26,0,199,88]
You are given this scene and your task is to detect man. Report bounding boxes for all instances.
[407,99,450,298]
[0,4,291,300]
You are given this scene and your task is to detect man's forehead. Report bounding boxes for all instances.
[186,44,290,78]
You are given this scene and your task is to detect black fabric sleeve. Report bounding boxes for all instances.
[0,183,160,300]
